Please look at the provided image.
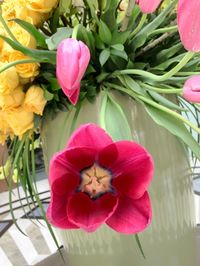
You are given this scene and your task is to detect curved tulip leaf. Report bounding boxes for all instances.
[13,18,47,49]
[0,35,56,64]
[100,92,132,141]
[145,104,200,160]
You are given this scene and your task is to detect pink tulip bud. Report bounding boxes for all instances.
[177,0,200,52]
[56,38,90,105]
[136,0,162,14]
[183,76,200,103]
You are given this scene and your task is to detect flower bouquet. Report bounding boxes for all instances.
[0,0,200,265]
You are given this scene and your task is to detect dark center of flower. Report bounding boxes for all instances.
[80,164,112,198]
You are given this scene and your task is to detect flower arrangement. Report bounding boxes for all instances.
[0,0,200,256]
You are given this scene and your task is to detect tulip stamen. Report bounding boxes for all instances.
[80,164,112,198]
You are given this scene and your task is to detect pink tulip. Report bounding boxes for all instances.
[47,124,154,234]
[56,38,90,105]
[136,0,162,13]
[183,76,200,103]
[177,0,200,52]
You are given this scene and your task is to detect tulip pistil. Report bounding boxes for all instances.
[80,164,112,198]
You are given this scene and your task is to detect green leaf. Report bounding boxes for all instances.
[153,53,186,71]
[148,91,186,111]
[0,35,56,64]
[13,18,47,49]
[99,20,112,45]
[145,104,200,160]
[156,43,183,62]
[44,90,54,101]
[110,49,128,60]
[101,0,119,30]
[111,44,124,51]
[49,7,60,33]
[99,49,110,66]
[59,0,72,14]
[46,27,73,50]
[100,92,132,141]
[94,32,105,49]
[85,0,99,23]
[131,1,176,50]
[119,75,148,96]
[111,30,130,45]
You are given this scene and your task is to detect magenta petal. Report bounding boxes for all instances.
[98,143,118,169]
[136,0,161,14]
[178,0,200,52]
[72,41,91,90]
[64,146,96,171]
[110,141,154,199]
[67,192,118,232]
[56,38,80,89]
[68,84,80,105]
[47,193,78,229]
[106,192,152,234]
[49,152,80,196]
[183,76,200,103]
[67,124,113,151]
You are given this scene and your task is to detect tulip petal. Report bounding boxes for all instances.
[67,192,118,232]
[106,192,152,234]
[68,83,80,105]
[105,141,154,199]
[72,41,91,89]
[98,143,118,168]
[47,193,78,229]
[178,0,200,52]
[63,146,96,171]
[49,151,80,193]
[56,38,80,89]
[67,124,113,151]
[183,76,200,103]
[136,0,161,14]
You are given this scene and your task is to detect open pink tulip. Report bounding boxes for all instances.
[56,38,90,105]
[183,76,200,103]
[177,0,200,52]
[136,0,162,13]
[47,124,154,234]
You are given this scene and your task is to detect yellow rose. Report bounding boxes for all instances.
[0,86,25,111]
[9,51,40,79]
[17,6,47,26]
[0,64,19,94]
[2,23,36,58]
[1,0,17,22]
[0,111,13,143]
[2,0,45,26]
[0,26,6,51]
[0,135,7,145]
[27,0,59,13]
[5,107,34,137]
[23,85,47,115]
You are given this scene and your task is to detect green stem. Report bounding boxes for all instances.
[171,71,200,76]
[129,14,147,39]
[114,51,195,82]
[106,82,200,134]
[139,82,182,94]
[0,59,40,73]
[150,25,177,37]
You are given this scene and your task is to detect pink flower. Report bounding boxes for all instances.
[177,0,200,52]
[183,76,200,103]
[136,0,162,13]
[47,124,154,234]
[56,38,90,105]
